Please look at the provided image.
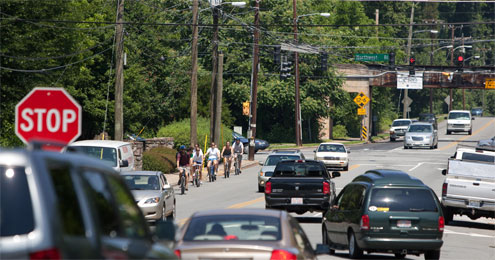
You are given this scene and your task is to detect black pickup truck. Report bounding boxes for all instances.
[264,159,340,214]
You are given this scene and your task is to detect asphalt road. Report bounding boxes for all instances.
[173,116,495,260]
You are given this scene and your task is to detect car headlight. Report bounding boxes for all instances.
[144,197,160,204]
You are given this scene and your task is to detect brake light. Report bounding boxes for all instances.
[442,183,448,197]
[296,160,304,163]
[174,249,181,259]
[270,249,297,260]
[438,216,445,232]
[265,181,272,194]
[360,215,370,230]
[323,182,330,195]
[30,248,61,260]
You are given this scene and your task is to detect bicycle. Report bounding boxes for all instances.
[192,163,201,187]
[179,169,186,195]
[208,163,216,182]
[224,157,231,178]
[234,153,242,175]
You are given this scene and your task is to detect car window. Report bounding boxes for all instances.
[160,174,169,186]
[318,144,346,153]
[265,155,300,166]
[392,120,411,127]
[408,125,432,133]
[337,185,364,210]
[448,112,470,120]
[69,146,118,167]
[273,161,327,177]
[369,188,438,212]
[123,175,160,190]
[0,166,35,237]
[46,159,85,236]
[106,175,148,239]
[81,170,121,237]
[183,215,281,241]
[461,152,495,163]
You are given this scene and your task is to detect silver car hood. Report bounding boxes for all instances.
[131,190,161,201]
[261,165,276,173]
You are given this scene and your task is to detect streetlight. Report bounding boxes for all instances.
[430,45,453,65]
[464,55,480,62]
[414,29,439,34]
[293,11,331,146]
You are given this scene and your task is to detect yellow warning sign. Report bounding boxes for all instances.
[486,78,495,89]
[357,107,366,115]
[362,126,368,140]
[353,92,370,107]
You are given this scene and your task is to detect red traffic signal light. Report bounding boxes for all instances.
[457,56,464,62]
[409,57,416,66]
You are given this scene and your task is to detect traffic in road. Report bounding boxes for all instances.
[173,117,495,260]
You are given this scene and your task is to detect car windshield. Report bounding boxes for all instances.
[449,112,470,120]
[183,215,281,241]
[68,146,118,167]
[419,114,435,121]
[408,125,432,133]
[461,152,495,163]
[318,144,346,153]
[273,161,326,177]
[265,155,300,166]
[123,175,160,190]
[392,120,411,127]
[369,188,438,212]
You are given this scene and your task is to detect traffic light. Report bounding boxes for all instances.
[280,57,292,80]
[320,52,328,74]
[242,101,250,116]
[273,46,281,65]
[409,57,416,66]
[456,55,464,72]
[389,52,395,66]
[409,57,416,76]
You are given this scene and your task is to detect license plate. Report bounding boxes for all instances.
[468,200,481,208]
[397,220,411,228]
[291,197,303,204]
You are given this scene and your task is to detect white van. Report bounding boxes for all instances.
[446,110,473,135]
[67,140,135,172]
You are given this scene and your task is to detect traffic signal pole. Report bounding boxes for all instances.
[248,0,260,161]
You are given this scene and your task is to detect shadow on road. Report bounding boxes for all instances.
[330,251,414,259]
[447,220,495,230]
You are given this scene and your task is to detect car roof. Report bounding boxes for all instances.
[121,170,161,176]
[352,169,425,187]
[269,149,302,155]
[393,119,412,122]
[449,110,470,113]
[69,140,131,148]
[318,142,345,146]
[192,208,285,218]
[409,122,433,126]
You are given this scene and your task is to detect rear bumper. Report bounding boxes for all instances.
[442,197,495,213]
[359,237,443,251]
[265,196,330,212]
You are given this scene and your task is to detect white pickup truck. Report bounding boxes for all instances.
[441,147,495,223]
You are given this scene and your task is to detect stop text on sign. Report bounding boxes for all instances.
[19,108,77,133]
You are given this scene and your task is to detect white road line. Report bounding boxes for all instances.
[444,229,495,238]
[388,147,403,152]
[409,162,424,172]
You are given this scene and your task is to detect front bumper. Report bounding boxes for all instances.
[138,203,164,221]
[320,160,348,169]
[404,138,433,148]
[447,125,471,132]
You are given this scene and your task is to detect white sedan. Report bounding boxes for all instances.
[314,142,350,171]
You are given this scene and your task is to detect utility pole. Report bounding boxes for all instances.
[404,3,414,119]
[114,0,125,141]
[210,5,220,144]
[190,0,199,146]
[248,0,260,161]
[461,33,466,110]
[293,0,302,146]
[449,25,455,111]
[214,52,224,146]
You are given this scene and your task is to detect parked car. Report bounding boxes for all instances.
[389,119,413,142]
[404,122,438,149]
[232,132,269,153]
[265,159,340,214]
[322,169,444,259]
[418,113,438,129]
[257,149,305,192]
[174,209,330,259]
[471,107,483,116]
[66,140,135,172]
[446,110,473,135]
[122,171,176,222]
[478,136,495,147]
[313,142,350,171]
[0,146,176,259]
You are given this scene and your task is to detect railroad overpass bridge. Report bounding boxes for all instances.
[319,64,495,141]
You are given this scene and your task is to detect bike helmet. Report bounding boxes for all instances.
[179,145,186,150]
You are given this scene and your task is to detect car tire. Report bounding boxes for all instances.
[343,166,349,171]
[404,146,408,150]
[390,137,395,142]
[258,185,264,192]
[446,130,450,135]
[348,231,363,259]
[322,226,335,255]
[162,205,167,221]
[424,250,441,260]
[167,202,176,221]
[443,207,453,223]
[468,129,472,135]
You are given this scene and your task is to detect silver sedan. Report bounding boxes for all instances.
[404,122,438,149]
[122,171,176,222]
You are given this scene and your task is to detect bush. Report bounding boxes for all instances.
[142,147,177,173]
[156,117,233,150]
[332,125,348,139]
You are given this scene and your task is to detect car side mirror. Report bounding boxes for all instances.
[331,171,341,178]
[154,220,176,241]
[444,116,447,119]
[120,159,129,167]
[163,184,171,190]
[313,150,316,153]
[388,124,391,127]
[259,161,264,166]
[315,244,331,255]
[442,169,447,175]
[472,117,475,120]
[347,151,351,154]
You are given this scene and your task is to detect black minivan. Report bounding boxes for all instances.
[322,169,444,260]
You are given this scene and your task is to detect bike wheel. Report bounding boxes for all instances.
[180,177,185,195]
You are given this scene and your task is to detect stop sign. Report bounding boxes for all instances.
[15,87,82,145]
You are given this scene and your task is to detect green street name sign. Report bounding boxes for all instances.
[355,53,389,62]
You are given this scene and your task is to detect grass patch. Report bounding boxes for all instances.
[267,140,365,149]
[371,132,390,142]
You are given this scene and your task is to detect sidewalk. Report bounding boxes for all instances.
[167,159,259,187]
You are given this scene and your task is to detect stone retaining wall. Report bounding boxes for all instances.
[129,137,174,170]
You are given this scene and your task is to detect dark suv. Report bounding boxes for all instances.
[419,113,438,130]
[322,169,443,259]
[0,147,176,259]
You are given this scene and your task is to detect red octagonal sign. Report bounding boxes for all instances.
[15,87,82,145]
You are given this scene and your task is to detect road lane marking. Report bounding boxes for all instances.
[409,162,424,172]
[439,118,495,151]
[444,229,495,238]
[348,164,360,171]
[227,196,264,209]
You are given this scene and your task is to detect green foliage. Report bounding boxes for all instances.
[332,125,348,140]
[142,147,177,173]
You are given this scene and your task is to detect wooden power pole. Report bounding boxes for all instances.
[114,0,125,141]
[190,0,199,146]
[248,0,260,161]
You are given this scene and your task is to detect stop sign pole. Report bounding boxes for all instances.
[15,87,82,146]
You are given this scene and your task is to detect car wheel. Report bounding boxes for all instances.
[162,205,167,221]
[343,166,349,171]
[258,185,264,192]
[394,253,406,259]
[404,146,408,149]
[390,137,395,142]
[322,226,335,255]
[446,130,450,135]
[167,202,176,220]
[424,250,441,260]
[348,231,363,259]
[468,129,472,135]
[443,207,453,223]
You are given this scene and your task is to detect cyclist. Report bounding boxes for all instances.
[190,144,203,184]
[205,142,220,178]
[176,145,190,191]
[232,138,244,173]
[221,141,233,177]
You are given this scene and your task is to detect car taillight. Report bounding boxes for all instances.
[323,182,330,195]
[265,181,272,194]
[438,216,445,232]
[30,248,61,260]
[360,215,370,230]
[442,183,448,197]
[174,249,181,259]
[270,249,297,260]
